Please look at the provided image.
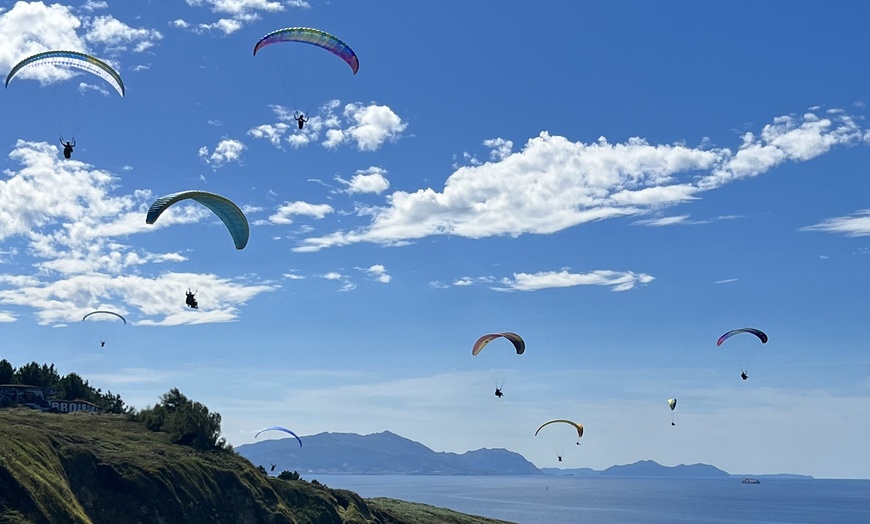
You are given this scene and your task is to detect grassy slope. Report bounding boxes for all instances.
[0,409,513,524]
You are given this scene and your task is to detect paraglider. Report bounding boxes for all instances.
[716,328,768,346]
[82,310,127,324]
[6,50,126,97]
[255,426,303,447]
[473,332,524,397]
[294,111,309,129]
[146,190,250,250]
[472,332,525,356]
[83,310,126,347]
[185,289,198,309]
[60,137,75,159]
[717,328,768,380]
[253,27,360,75]
[668,398,677,426]
[535,420,584,441]
[535,420,584,463]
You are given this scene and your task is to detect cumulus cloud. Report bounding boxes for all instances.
[0,140,272,325]
[81,1,108,12]
[0,2,161,88]
[293,110,864,252]
[198,138,246,167]
[362,264,391,284]
[335,167,390,195]
[182,0,308,35]
[268,201,334,225]
[249,102,407,151]
[84,15,163,53]
[801,210,870,237]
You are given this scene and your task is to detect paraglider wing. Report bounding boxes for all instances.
[253,27,359,74]
[146,190,250,250]
[6,50,125,97]
[534,419,584,439]
[254,426,302,447]
[716,328,768,346]
[667,398,677,411]
[82,310,126,324]
[472,332,525,356]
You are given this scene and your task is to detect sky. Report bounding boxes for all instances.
[1,1,869,480]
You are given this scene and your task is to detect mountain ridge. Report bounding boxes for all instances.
[237,431,813,479]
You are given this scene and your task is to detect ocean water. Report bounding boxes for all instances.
[312,475,870,524]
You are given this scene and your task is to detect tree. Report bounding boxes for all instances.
[14,362,60,389]
[131,388,225,450]
[277,470,301,481]
[0,359,14,384]
[59,372,93,401]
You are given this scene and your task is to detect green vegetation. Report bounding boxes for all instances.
[0,359,125,413]
[0,377,515,524]
[127,388,226,450]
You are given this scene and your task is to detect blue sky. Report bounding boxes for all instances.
[1,1,869,479]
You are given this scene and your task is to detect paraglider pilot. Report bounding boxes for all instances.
[494,388,503,398]
[741,371,748,381]
[100,340,106,347]
[186,289,199,309]
[294,111,309,129]
[270,464,276,472]
[557,455,562,462]
[60,137,75,159]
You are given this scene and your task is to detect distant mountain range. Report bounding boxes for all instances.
[237,431,540,475]
[235,431,813,479]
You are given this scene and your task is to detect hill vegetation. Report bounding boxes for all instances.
[0,359,125,413]
[0,361,513,524]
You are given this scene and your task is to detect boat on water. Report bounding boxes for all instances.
[741,477,761,484]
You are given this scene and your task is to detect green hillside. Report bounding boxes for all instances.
[0,408,513,524]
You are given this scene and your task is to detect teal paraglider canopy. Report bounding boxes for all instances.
[146,190,249,250]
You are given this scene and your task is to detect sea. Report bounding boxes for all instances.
[312,475,870,524]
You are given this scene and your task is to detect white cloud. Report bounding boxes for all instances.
[0,140,273,325]
[332,103,408,151]
[483,138,513,161]
[182,0,308,34]
[247,123,289,147]
[0,3,162,91]
[801,209,870,237]
[195,18,243,35]
[633,215,690,227]
[335,167,390,195]
[319,271,355,291]
[294,111,864,252]
[0,2,86,83]
[714,278,738,284]
[186,0,288,16]
[84,15,163,53]
[80,1,108,12]
[199,138,246,167]
[487,269,654,292]
[268,201,334,225]
[362,264,391,284]
[251,102,407,151]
